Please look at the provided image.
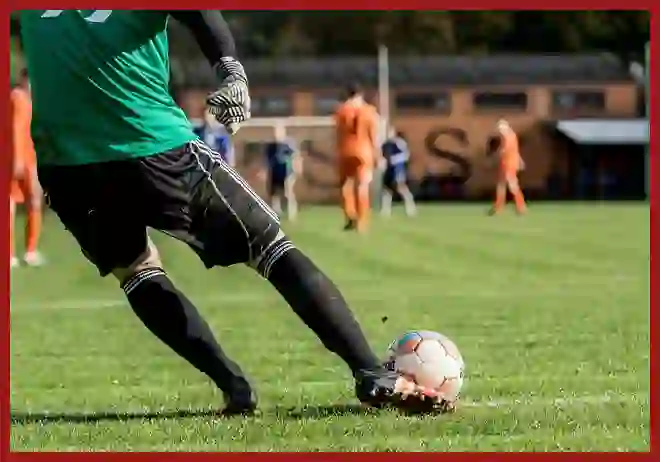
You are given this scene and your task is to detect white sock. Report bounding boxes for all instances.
[271,196,283,215]
[400,189,417,216]
[381,191,393,216]
[287,195,298,220]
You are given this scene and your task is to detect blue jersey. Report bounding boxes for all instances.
[192,120,234,165]
[265,140,297,180]
[382,137,410,173]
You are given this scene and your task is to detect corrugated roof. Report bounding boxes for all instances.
[555,119,649,145]
[171,54,633,88]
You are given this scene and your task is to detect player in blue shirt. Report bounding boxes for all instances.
[264,125,302,220]
[380,128,417,217]
[192,112,236,167]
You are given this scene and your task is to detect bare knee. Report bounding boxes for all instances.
[27,193,42,212]
[112,238,163,285]
[507,176,520,192]
[356,179,370,194]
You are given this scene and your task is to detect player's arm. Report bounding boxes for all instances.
[513,133,525,171]
[333,111,343,146]
[10,92,26,179]
[491,132,505,168]
[168,11,248,133]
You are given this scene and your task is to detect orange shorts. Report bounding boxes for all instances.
[340,156,373,184]
[11,167,38,204]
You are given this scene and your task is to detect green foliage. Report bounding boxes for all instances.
[11,11,650,58]
[224,11,650,58]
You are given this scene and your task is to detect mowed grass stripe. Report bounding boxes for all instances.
[10,204,649,451]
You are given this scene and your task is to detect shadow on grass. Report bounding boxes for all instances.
[11,404,378,425]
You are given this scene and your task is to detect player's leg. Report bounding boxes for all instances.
[38,160,255,415]
[380,190,393,217]
[394,170,417,217]
[22,169,45,266]
[489,170,508,215]
[354,162,372,233]
[339,159,358,230]
[284,175,298,221]
[506,172,527,214]
[268,175,284,216]
[111,237,256,414]
[9,189,19,268]
[181,140,438,410]
[380,171,394,217]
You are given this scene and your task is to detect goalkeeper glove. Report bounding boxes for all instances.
[207,57,251,134]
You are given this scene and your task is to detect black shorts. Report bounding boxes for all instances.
[267,173,293,197]
[383,168,407,192]
[38,140,281,277]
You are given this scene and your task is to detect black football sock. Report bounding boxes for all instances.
[122,268,253,402]
[256,239,381,375]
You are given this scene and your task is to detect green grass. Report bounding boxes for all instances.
[10,203,650,451]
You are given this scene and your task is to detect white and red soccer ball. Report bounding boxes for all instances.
[385,330,465,405]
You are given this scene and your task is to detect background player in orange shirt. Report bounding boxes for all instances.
[489,119,527,215]
[334,84,381,232]
[10,68,45,267]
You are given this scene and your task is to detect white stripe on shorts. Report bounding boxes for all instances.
[187,140,280,264]
[191,139,279,224]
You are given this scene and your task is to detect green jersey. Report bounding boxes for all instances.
[20,10,197,166]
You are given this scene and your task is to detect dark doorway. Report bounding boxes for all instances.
[568,144,646,200]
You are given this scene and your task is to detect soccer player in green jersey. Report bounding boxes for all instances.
[19,10,444,414]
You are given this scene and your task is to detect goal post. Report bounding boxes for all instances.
[231,116,337,205]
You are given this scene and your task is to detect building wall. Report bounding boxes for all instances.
[178,82,638,202]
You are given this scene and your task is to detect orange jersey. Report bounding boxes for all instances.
[10,88,37,172]
[498,128,521,172]
[334,101,378,162]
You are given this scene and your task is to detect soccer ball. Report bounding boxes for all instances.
[384,330,465,403]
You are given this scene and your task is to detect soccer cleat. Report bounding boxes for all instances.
[354,367,437,412]
[343,219,357,231]
[11,257,20,269]
[354,367,398,408]
[355,366,449,413]
[404,203,417,217]
[221,390,258,417]
[23,251,46,267]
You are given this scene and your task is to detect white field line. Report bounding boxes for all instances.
[11,281,645,312]
[460,392,647,409]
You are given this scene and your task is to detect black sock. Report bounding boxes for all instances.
[257,239,381,375]
[122,268,252,401]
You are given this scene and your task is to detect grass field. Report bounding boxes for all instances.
[10,203,649,451]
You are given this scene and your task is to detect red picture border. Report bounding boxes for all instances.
[2,1,655,459]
